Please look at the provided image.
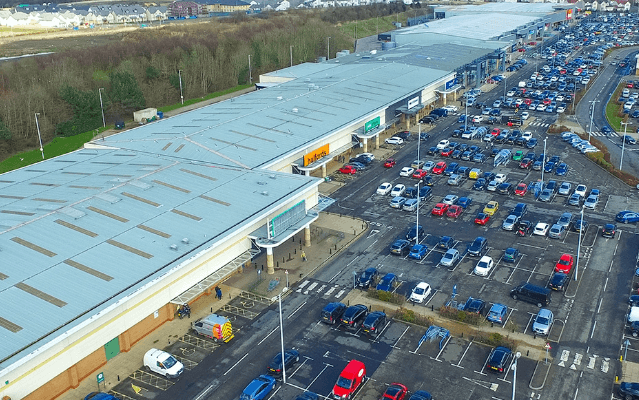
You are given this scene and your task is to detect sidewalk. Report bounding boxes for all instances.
[58,211,368,400]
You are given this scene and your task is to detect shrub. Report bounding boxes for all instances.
[473,331,517,349]
[438,305,483,326]
[367,289,406,305]
[393,307,433,326]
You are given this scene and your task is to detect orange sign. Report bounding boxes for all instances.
[304,144,329,166]
[566,9,573,20]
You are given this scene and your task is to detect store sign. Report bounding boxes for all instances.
[445,78,456,90]
[407,96,420,109]
[364,116,380,133]
[303,144,329,166]
[566,9,573,20]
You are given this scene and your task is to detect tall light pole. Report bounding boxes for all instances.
[620,121,630,170]
[178,69,184,105]
[464,98,468,132]
[35,113,44,160]
[575,206,584,281]
[278,292,287,383]
[248,55,252,84]
[541,136,548,184]
[327,37,331,60]
[290,45,293,67]
[511,351,522,400]
[98,88,106,128]
[588,100,599,143]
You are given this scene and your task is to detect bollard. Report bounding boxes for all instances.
[369,305,372,311]
[289,253,291,259]
[294,249,297,254]
[261,265,264,270]
[431,305,434,312]
[491,322,494,328]
[335,244,337,250]
[362,223,364,229]
[347,300,350,306]
[330,248,332,254]
[527,350,529,357]
[283,257,285,263]
[117,375,120,382]
[616,376,619,382]
[534,333,537,340]
[461,332,463,338]
[299,273,303,278]
[292,236,295,242]
[277,261,279,268]
[354,229,356,235]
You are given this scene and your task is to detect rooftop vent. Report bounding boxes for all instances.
[257,181,267,185]
[277,96,283,101]
[269,175,276,179]
[261,191,269,196]
[182,238,189,244]
[170,244,178,251]
[292,108,298,113]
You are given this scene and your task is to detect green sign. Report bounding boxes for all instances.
[364,116,380,133]
[97,372,104,384]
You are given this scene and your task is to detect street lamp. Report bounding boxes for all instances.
[278,291,287,383]
[588,100,599,143]
[620,121,631,170]
[98,88,106,128]
[290,45,293,67]
[178,69,184,105]
[541,136,548,184]
[464,97,468,132]
[511,351,522,400]
[415,125,422,244]
[327,37,331,60]
[575,206,584,281]
[35,113,44,160]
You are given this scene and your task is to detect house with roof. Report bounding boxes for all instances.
[37,12,63,27]
[145,6,167,21]
[168,1,203,17]
[200,0,249,14]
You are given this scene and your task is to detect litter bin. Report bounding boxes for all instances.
[157,111,164,119]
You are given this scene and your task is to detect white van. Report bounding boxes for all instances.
[518,81,526,88]
[628,306,639,323]
[143,348,184,378]
[623,88,630,98]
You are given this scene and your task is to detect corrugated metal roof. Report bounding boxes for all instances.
[97,62,451,170]
[0,149,318,366]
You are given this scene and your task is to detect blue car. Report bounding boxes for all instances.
[458,114,467,123]
[84,394,118,400]
[555,163,569,176]
[240,375,276,400]
[487,304,508,325]
[616,211,639,223]
[377,273,397,292]
[409,244,428,260]
[526,138,538,148]
[543,162,555,173]
[457,196,473,209]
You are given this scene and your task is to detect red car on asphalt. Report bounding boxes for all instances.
[432,203,449,216]
[491,128,501,136]
[440,147,454,157]
[555,254,574,274]
[446,205,464,219]
[331,360,366,400]
[519,158,533,169]
[339,165,357,175]
[381,383,408,400]
[412,169,428,179]
[432,161,447,174]
[384,158,396,168]
[515,182,528,196]
[474,212,490,225]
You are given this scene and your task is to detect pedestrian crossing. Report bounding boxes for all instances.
[557,349,611,374]
[528,121,551,128]
[589,131,619,137]
[296,279,347,299]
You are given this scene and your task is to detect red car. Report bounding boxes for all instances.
[555,254,574,274]
[519,159,533,169]
[331,360,366,400]
[384,158,396,168]
[491,128,501,136]
[446,205,463,218]
[627,83,634,89]
[381,383,408,400]
[432,161,447,174]
[412,169,428,179]
[474,212,490,225]
[431,203,449,216]
[543,98,551,105]
[440,147,454,157]
[515,183,528,196]
[339,165,357,175]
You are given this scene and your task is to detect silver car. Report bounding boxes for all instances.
[532,308,554,335]
[502,214,520,231]
[557,212,573,229]
[440,249,460,267]
[558,182,572,196]
[538,189,553,202]
[584,195,598,209]
[448,174,462,186]
[548,224,566,239]
[568,193,582,206]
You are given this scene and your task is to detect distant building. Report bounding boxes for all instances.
[168,1,203,17]
[201,0,250,14]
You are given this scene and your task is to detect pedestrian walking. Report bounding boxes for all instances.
[215,286,222,300]
[301,251,307,262]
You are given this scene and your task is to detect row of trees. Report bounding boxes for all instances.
[0,13,351,161]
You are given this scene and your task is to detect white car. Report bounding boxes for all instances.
[390,184,406,197]
[507,90,516,97]
[472,115,483,123]
[584,195,599,209]
[494,173,507,184]
[533,222,550,236]
[443,105,458,112]
[399,167,415,177]
[442,194,459,205]
[521,131,533,141]
[537,104,547,112]
[143,348,184,378]
[515,98,524,106]
[409,282,432,303]
[521,111,530,120]
[360,153,375,160]
[574,184,587,197]
[474,256,494,276]
[377,182,392,195]
[385,136,404,145]
[423,161,436,172]
[557,106,566,113]
[436,139,450,150]
[487,180,499,191]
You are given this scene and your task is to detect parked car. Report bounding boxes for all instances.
[240,375,277,400]
[463,297,486,314]
[486,346,512,373]
[362,311,387,337]
[340,305,368,330]
[331,360,366,400]
[602,223,617,238]
[548,272,569,292]
[357,268,378,289]
[408,244,428,260]
[503,247,519,263]
[617,211,639,223]
[143,349,184,378]
[468,236,488,257]
[321,302,347,324]
[390,239,411,256]
[409,282,432,303]
[474,255,494,276]
[440,249,460,267]
[474,212,490,225]
[532,309,554,336]
[377,182,392,195]
[385,137,404,145]
[548,224,566,239]
[533,222,550,236]
[377,273,397,291]
[268,349,300,377]
[486,304,508,325]
[437,236,455,250]
[380,382,408,400]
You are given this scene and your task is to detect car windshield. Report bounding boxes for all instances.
[559,259,569,265]
[478,261,488,268]
[336,377,353,389]
[443,254,452,260]
[164,356,177,369]
[536,316,549,325]
[414,288,425,295]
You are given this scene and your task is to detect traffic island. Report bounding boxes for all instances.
[529,358,553,390]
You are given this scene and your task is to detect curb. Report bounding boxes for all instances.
[529,359,553,390]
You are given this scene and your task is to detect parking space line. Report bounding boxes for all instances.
[392,326,410,349]
[523,313,535,334]
[287,301,307,319]
[433,335,451,362]
[453,341,473,368]
[474,353,490,376]
[258,327,279,346]
[501,308,516,329]
[266,385,281,400]
[306,363,332,390]
[289,357,311,378]
[373,321,393,344]
[224,352,249,376]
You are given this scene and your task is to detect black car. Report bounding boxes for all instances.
[340,304,368,330]
[397,131,411,140]
[438,236,455,250]
[572,219,588,232]
[357,268,378,289]
[320,302,347,324]
[361,311,387,337]
[420,116,436,124]
[406,225,425,242]
[390,239,411,256]
[423,176,436,186]
[408,390,432,400]
[548,272,569,292]
[463,297,486,314]
[467,236,488,257]
[602,223,617,238]
[267,349,300,377]
[516,220,533,237]
[473,178,487,191]
[427,146,439,155]
[497,182,512,195]
[486,346,512,373]
[629,322,639,338]
[618,382,639,399]
[511,203,527,218]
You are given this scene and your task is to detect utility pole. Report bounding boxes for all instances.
[35,113,44,160]
[327,37,331,60]
[588,100,599,143]
[178,70,184,105]
[248,55,252,84]
[98,88,106,128]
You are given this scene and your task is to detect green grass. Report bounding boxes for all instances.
[340,12,417,39]
[157,84,253,113]
[0,128,107,174]
[605,99,624,131]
